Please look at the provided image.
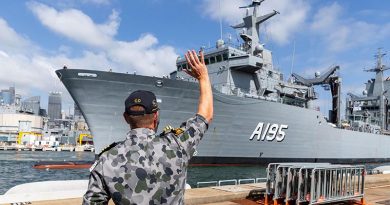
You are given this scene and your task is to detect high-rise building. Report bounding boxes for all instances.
[9,87,15,104]
[0,87,15,105]
[21,96,40,115]
[48,92,62,123]
[15,94,21,106]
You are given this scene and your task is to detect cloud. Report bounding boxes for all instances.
[0,19,32,54]
[0,46,57,96]
[81,0,110,5]
[0,18,85,106]
[27,2,178,76]
[28,1,116,47]
[310,2,390,52]
[0,2,178,111]
[200,0,244,25]
[357,9,390,18]
[311,2,342,32]
[200,0,310,45]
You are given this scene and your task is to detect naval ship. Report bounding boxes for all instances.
[56,0,390,164]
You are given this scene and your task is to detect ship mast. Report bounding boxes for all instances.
[231,0,279,55]
[365,48,388,130]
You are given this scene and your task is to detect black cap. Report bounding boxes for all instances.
[125,90,159,115]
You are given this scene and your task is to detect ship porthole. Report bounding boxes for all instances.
[156,80,163,87]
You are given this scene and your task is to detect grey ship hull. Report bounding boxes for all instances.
[57,69,390,164]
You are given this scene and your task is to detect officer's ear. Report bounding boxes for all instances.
[154,111,159,121]
[154,111,158,119]
[123,112,131,124]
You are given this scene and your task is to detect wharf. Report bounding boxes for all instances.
[2,174,390,205]
[0,145,94,152]
[0,146,17,151]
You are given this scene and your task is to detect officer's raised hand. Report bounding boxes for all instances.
[184,50,213,122]
[184,50,208,81]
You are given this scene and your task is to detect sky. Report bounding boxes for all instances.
[0,0,389,117]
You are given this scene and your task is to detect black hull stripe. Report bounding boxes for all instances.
[189,157,390,165]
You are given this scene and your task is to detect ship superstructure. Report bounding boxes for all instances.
[346,49,388,133]
[56,1,390,164]
[173,0,342,126]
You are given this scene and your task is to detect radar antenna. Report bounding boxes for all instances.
[231,0,279,55]
[239,0,265,9]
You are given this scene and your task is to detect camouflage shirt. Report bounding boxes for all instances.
[83,114,208,205]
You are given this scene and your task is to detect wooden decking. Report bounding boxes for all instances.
[2,174,390,205]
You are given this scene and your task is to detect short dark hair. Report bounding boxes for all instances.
[126,105,155,128]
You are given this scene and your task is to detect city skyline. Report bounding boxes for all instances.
[0,85,76,118]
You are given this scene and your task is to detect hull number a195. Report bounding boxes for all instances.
[249,122,288,142]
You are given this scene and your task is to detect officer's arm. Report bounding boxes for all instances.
[184,50,213,122]
[179,114,208,157]
[83,159,110,205]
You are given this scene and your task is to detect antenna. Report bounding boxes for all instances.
[219,0,223,40]
[290,40,296,77]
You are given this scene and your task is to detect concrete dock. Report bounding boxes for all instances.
[2,174,390,205]
[0,145,94,152]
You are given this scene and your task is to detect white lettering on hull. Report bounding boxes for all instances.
[249,122,288,142]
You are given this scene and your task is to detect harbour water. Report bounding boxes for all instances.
[0,151,267,195]
[3,150,388,196]
[0,151,94,195]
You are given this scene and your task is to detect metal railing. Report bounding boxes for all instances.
[307,165,365,204]
[194,163,366,205]
[256,177,267,183]
[266,163,365,205]
[218,179,237,186]
[196,181,218,188]
[238,178,255,185]
[196,177,266,188]
[266,163,330,196]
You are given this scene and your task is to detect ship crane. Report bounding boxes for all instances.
[292,66,341,126]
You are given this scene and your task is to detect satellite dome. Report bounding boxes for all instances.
[255,44,264,52]
[216,39,225,48]
[315,71,321,78]
[363,90,368,95]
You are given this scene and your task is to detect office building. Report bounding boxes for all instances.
[0,87,15,105]
[48,92,62,123]
[21,96,40,115]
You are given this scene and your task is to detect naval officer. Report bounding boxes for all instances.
[83,50,213,205]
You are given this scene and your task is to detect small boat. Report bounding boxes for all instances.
[33,161,93,169]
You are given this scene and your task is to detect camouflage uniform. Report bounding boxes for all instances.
[83,114,208,205]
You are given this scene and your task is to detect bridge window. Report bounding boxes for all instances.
[210,56,216,64]
[177,65,182,71]
[216,55,222,62]
[223,53,228,60]
[182,64,187,70]
[205,58,209,65]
